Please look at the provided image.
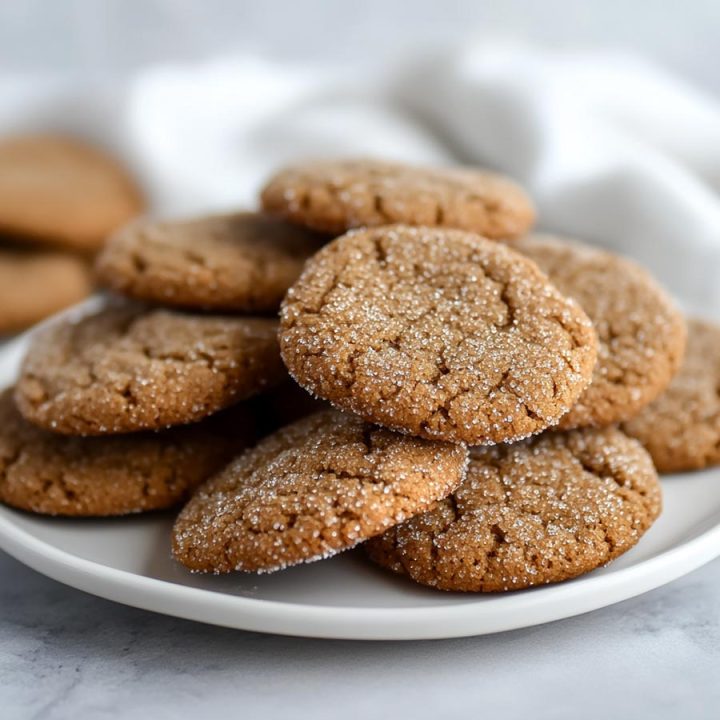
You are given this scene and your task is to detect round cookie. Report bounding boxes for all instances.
[0,134,144,252]
[95,212,325,312]
[513,235,686,429]
[0,389,256,516]
[280,225,598,445]
[15,303,286,435]
[0,249,92,334]
[172,409,469,573]
[366,427,661,592]
[622,318,720,472]
[261,158,535,239]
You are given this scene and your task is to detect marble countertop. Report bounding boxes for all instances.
[2,550,719,720]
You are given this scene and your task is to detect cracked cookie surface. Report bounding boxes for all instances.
[0,249,92,334]
[514,235,686,429]
[172,409,469,573]
[0,135,144,251]
[15,303,285,435]
[261,158,535,239]
[366,427,661,592]
[0,389,256,516]
[96,212,325,312]
[280,225,598,445]
[622,318,720,472]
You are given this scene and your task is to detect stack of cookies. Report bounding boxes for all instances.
[0,134,144,334]
[2,157,718,594]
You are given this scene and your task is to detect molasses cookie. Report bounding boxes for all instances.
[96,212,324,312]
[0,389,255,516]
[0,249,92,334]
[15,303,285,435]
[261,158,534,239]
[172,409,469,573]
[514,235,686,429]
[280,225,597,445]
[0,135,144,251]
[366,427,661,592]
[623,318,720,472]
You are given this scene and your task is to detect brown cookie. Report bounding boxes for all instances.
[261,158,534,239]
[280,225,597,445]
[0,249,92,334]
[15,303,285,435]
[95,212,325,312]
[366,427,661,592]
[513,235,686,429]
[172,409,469,573]
[622,318,720,472]
[0,389,255,516]
[0,134,144,252]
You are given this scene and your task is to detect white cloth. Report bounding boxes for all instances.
[1,43,719,311]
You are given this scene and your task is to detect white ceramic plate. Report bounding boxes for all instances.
[1,310,720,640]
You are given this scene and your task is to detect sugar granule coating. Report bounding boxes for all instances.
[15,303,286,435]
[366,427,661,592]
[513,235,687,429]
[0,249,92,334]
[279,225,598,445]
[0,389,256,516]
[96,212,326,312]
[622,318,720,472]
[172,409,469,574]
[261,158,535,239]
[0,135,144,252]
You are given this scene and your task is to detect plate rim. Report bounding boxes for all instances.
[2,301,720,640]
[2,503,720,640]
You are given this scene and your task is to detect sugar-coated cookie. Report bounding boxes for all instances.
[261,158,534,239]
[96,212,325,311]
[0,389,256,516]
[366,427,661,591]
[623,318,720,472]
[15,303,285,435]
[280,225,597,445]
[172,409,468,573]
[514,235,686,429]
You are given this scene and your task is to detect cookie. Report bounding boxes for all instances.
[95,212,325,312]
[261,158,534,239]
[622,318,720,472]
[0,389,255,516]
[172,409,469,573]
[366,427,661,592]
[0,134,144,252]
[513,235,686,429]
[15,303,285,435]
[0,249,92,334]
[280,225,597,445]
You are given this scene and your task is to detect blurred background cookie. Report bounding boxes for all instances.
[0,248,92,334]
[0,134,145,252]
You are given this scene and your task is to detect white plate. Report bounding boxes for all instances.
[1,312,720,640]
